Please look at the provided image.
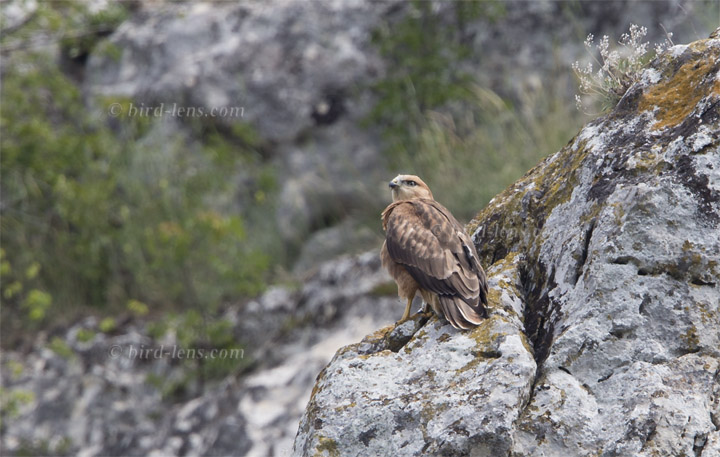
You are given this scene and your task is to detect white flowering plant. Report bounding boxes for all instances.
[573,24,674,113]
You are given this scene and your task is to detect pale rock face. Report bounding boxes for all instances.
[294,254,536,456]
[85,1,388,145]
[293,38,720,456]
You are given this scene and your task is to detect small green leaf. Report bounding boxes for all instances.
[99,317,117,333]
[127,299,149,317]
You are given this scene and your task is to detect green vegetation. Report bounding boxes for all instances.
[98,317,117,333]
[368,2,584,221]
[48,337,75,360]
[0,2,276,350]
[1,55,270,330]
[0,388,35,426]
[367,1,483,153]
[12,436,73,457]
[0,1,128,62]
[75,327,96,343]
[406,86,582,222]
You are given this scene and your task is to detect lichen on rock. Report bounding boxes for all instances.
[294,36,720,456]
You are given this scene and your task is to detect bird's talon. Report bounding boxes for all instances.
[419,310,434,319]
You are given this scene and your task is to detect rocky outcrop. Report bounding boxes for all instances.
[293,37,720,456]
[1,253,397,457]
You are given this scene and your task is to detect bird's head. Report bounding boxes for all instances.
[388,174,433,202]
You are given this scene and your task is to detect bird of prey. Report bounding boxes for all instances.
[380,174,488,329]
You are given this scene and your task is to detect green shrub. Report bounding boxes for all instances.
[366,1,496,159]
[98,317,117,333]
[0,388,35,429]
[1,7,273,340]
[48,337,75,360]
[75,328,96,343]
[396,84,584,221]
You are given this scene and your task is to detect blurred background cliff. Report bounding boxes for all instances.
[1,1,718,456]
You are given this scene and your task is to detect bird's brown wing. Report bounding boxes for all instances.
[382,199,488,328]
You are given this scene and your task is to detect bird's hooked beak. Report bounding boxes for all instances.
[388,180,401,202]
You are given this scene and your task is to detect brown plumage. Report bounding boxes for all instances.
[380,174,488,329]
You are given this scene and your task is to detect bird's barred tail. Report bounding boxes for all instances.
[438,296,488,330]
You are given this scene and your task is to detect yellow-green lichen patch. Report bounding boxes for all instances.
[494,278,525,317]
[403,344,413,355]
[403,331,428,354]
[486,287,503,310]
[639,42,720,131]
[358,349,392,361]
[413,328,428,341]
[529,137,590,218]
[333,401,357,413]
[497,251,522,269]
[681,324,700,352]
[610,202,626,225]
[315,436,340,457]
[519,332,534,356]
[497,279,513,294]
[308,364,331,403]
[485,255,525,316]
[454,316,512,374]
[467,316,503,348]
[420,401,450,425]
[487,251,523,276]
[353,325,397,358]
[694,301,714,325]
[682,240,694,252]
[364,325,396,344]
